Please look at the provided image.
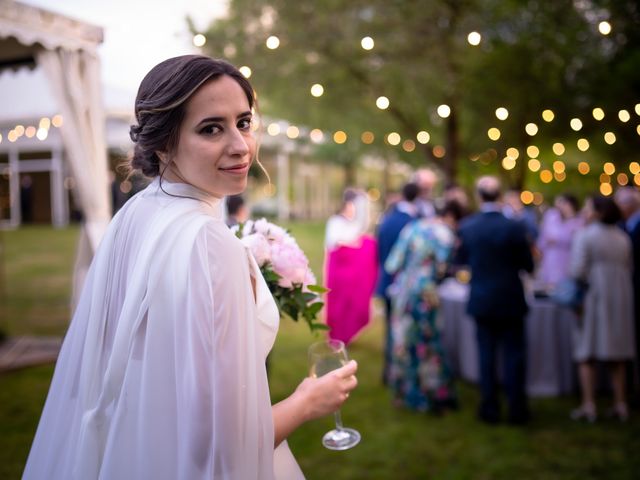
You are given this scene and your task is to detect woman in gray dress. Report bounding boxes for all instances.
[569,194,635,422]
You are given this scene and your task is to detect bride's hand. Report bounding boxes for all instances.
[295,360,358,422]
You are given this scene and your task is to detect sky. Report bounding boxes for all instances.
[20,0,229,93]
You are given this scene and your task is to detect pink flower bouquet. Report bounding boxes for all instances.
[234,218,328,332]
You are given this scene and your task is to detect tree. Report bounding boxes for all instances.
[198,0,640,190]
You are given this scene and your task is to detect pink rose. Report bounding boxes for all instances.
[270,241,311,288]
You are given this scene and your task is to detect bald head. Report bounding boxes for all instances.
[412,168,438,197]
[614,186,640,219]
[476,175,502,203]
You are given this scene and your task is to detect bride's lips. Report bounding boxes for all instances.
[219,163,250,174]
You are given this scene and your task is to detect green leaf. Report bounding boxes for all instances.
[307,284,329,294]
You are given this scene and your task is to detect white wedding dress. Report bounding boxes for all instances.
[23,179,304,479]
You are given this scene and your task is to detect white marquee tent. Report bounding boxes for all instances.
[0,0,111,302]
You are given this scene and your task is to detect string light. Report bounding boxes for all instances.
[487,128,501,140]
[533,192,544,206]
[525,123,538,136]
[286,126,299,139]
[592,107,605,120]
[554,172,566,182]
[437,104,451,118]
[402,140,416,152]
[619,110,630,122]
[552,143,565,156]
[570,118,583,131]
[528,159,541,172]
[36,128,48,141]
[25,126,36,138]
[540,170,553,183]
[635,173,640,186]
[192,34,206,47]
[553,160,566,174]
[495,107,509,120]
[578,162,590,175]
[542,110,555,122]
[598,21,612,35]
[526,146,539,158]
[416,131,430,144]
[577,138,590,151]
[310,129,324,143]
[506,147,519,159]
[266,36,280,49]
[467,31,481,46]
[386,132,401,146]
[603,162,616,175]
[502,157,516,170]
[376,96,389,109]
[310,84,324,97]
[617,173,629,185]
[630,162,640,175]
[333,131,347,144]
[52,115,63,127]
[433,146,446,158]
[600,183,613,196]
[361,36,374,50]
[267,123,280,136]
[604,132,616,144]
[361,131,374,144]
[600,173,611,183]
[520,191,534,204]
[239,66,252,78]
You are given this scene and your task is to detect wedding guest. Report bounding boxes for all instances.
[614,186,640,399]
[375,182,419,384]
[385,200,464,412]
[442,182,470,218]
[536,193,583,288]
[457,176,534,425]
[324,188,378,344]
[24,55,357,480]
[225,193,250,227]
[503,188,539,243]
[411,168,438,218]
[569,195,636,422]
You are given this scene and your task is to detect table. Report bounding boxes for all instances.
[438,280,577,397]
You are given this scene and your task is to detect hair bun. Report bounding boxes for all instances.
[129,124,142,143]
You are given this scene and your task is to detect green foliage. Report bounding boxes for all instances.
[262,263,330,332]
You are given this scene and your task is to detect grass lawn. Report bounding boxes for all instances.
[1,224,639,479]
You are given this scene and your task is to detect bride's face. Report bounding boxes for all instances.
[167,75,256,198]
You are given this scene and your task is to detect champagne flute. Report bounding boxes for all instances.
[308,339,361,450]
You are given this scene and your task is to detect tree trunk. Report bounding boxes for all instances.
[443,107,459,185]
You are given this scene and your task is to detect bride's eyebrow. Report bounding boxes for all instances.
[196,111,252,126]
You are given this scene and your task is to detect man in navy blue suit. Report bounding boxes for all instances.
[615,186,640,401]
[375,182,419,384]
[457,176,534,424]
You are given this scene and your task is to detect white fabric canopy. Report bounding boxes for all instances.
[23,179,304,479]
[0,0,111,300]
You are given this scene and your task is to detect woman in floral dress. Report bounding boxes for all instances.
[384,201,463,412]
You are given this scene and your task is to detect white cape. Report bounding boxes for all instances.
[23,179,304,479]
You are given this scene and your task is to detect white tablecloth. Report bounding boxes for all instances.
[438,279,577,397]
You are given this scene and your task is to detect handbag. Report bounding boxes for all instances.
[550,278,588,310]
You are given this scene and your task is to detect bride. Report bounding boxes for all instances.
[23,55,357,480]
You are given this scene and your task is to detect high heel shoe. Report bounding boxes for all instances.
[570,406,597,423]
